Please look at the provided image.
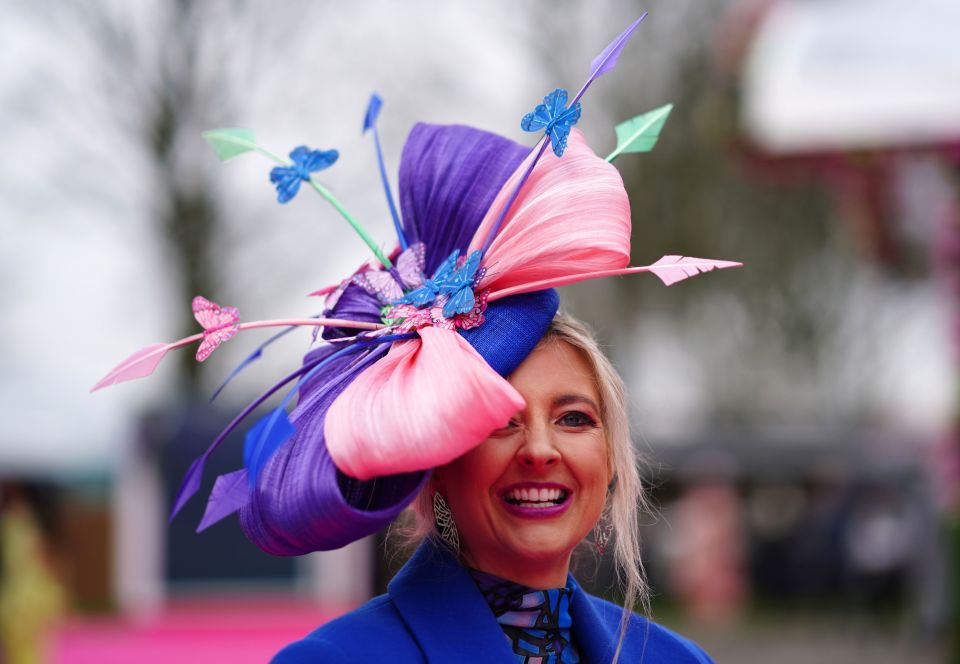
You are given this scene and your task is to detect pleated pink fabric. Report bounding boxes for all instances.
[468,129,632,295]
[325,326,525,479]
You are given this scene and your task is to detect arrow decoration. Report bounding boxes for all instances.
[606,103,674,162]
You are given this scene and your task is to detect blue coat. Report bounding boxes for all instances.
[273,543,713,663]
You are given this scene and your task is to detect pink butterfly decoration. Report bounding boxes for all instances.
[192,296,240,362]
[385,289,488,333]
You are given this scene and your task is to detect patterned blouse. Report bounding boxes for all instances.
[469,568,581,664]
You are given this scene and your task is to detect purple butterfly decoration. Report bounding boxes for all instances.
[352,242,426,305]
[269,146,339,203]
[394,249,460,309]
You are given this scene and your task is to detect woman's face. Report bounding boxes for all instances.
[433,338,611,587]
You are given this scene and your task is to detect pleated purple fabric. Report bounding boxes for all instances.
[399,123,529,274]
[239,344,427,554]
[320,282,383,341]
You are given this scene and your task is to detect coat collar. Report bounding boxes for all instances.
[388,542,514,663]
[566,573,648,663]
[388,542,644,663]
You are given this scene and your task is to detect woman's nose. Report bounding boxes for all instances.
[516,425,561,469]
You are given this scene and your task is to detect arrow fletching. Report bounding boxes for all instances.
[202,128,258,161]
[646,255,743,286]
[197,469,250,532]
[572,13,648,104]
[606,103,674,162]
[90,342,172,392]
[363,93,383,134]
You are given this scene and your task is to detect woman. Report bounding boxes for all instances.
[94,15,736,663]
[270,315,714,663]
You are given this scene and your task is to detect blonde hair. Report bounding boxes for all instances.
[392,313,649,662]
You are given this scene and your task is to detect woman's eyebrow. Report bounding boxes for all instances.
[553,394,600,411]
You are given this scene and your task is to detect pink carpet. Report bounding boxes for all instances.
[50,596,352,664]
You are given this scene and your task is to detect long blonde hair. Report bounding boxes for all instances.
[392,313,649,662]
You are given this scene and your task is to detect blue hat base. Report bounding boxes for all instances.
[459,289,560,377]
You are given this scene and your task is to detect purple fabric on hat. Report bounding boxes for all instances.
[399,123,528,274]
[240,344,428,554]
[321,281,382,341]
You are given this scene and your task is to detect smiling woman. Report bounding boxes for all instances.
[433,333,612,589]
[89,15,736,663]
[271,316,713,664]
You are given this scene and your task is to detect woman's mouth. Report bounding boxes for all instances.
[504,486,568,507]
[499,484,572,518]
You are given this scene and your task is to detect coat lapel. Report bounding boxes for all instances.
[389,542,649,663]
[568,575,647,663]
[388,542,516,663]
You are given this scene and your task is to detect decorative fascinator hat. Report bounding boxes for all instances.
[93,15,740,555]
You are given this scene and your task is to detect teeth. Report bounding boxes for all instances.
[506,488,566,503]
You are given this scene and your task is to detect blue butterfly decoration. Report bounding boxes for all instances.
[269,145,339,203]
[439,250,482,318]
[520,88,582,157]
[394,249,483,318]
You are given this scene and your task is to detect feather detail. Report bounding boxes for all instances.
[210,313,336,403]
[487,256,743,300]
[469,129,631,294]
[92,318,383,395]
[196,470,249,532]
[243,407,296,488]
[363,93,408,250]
[90,342,173,392]
[325,327,525,480]
[170,455,206,523]
[169,333,413,523]
[362,93,382,133]
[645,255,744,286]
[572,13,648,105]
[202,128,258,161]
[209,329,285,403]
[169,344,360,522]
[201,125,393,270]
[606,104,674,162]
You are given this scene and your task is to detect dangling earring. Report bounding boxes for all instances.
[433,492,460,554]
[593,500,613,556]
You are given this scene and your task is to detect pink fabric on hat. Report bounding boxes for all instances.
[468,129,631,294]
[325,326,525,480]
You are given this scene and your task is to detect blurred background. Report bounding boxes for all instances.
[1,0,958,662]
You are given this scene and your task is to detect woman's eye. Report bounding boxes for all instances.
[490,420,520,436]
[558,411,597,428]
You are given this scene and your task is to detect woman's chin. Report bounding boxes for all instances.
[496,527,579,566]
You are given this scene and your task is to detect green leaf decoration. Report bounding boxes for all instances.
[605,103,674,162]
[202,128,258,161]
